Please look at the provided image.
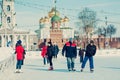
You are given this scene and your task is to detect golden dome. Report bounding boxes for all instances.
[43,16,49,22]
[48,7,60,18]
[63,16,69,22]
[39,17,44,23]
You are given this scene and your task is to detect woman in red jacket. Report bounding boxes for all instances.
[41,42,48,65]
[15,40,24,73]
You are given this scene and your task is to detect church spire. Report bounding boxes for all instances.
[53,0,57,15]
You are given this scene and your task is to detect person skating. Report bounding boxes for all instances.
[62,38,77,71]
[46,42,54,70]
[41,42,48,65]
[80,40,96,73]
[79,48,85,63]
[15,40,24,73]
[53,42,59,58]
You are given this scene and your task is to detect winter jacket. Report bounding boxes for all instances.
[15,45,24,60]
[46,45,54,57]
[62,41,77,58]
[79,48,85,56]
[85,44,96,57]
[41,45,47,57]
[53,45,59,55]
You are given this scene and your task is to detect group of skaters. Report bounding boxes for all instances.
[40,38,97,73]
[41,41,59,70]
[14,38,96,73]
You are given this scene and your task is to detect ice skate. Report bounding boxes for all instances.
[80,69,83,72]
[72,68,76,71]
[90,69,94,73]
[48,66,53,70]
[68,68,72,71]
[15,69,20,73]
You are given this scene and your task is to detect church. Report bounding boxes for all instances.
[38,7,74,48]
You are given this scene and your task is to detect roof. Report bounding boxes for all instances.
[51,15,61,22]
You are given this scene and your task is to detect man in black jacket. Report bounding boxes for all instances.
[81,40,96,73]
[62,38,77,71]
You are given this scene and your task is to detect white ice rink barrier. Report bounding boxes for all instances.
[0,47,15,80]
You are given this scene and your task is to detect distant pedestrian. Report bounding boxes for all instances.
[79,48,85,63]
[62,38,77,71]
[81,40,96,73]
[46,42,54,70]
[15,40,25,73]
[53,42,59,58]
[41,42,48,65]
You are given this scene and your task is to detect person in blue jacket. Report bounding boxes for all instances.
[62,38,77,71]
[81,40,96,73]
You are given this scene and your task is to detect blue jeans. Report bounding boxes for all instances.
[16,60,22,69]
[43,57,49,65]
[66,57,75,70]
[81,56,94,69]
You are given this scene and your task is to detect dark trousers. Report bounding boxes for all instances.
[16,60,22,69]
[43,57,49,65]
[80,56,84,63]
[48,56,53,66]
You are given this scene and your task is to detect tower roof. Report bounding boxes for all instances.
[48,7,60,18]
[51,15,61,22]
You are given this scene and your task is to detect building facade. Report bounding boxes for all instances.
[0,0,38,51]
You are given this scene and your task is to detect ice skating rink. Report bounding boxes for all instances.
[14,50,120,80]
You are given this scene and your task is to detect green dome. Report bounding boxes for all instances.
[51,15,61,22]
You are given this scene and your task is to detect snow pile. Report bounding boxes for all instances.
[0,47,14,61]
[96,49,120,56]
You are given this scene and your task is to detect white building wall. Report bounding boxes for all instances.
[62,29,74,39]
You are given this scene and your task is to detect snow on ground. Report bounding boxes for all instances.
[0,48,120,80]
[14,49,120,80]
[14,55,120,80]
[0,47,14,61]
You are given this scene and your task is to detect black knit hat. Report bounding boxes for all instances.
[90,40,94,43]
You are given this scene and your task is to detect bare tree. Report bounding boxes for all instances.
[78,7,97,43]
[96,27,103,49]
[106,24,116,47]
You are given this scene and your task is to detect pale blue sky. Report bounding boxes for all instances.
[2,0,120,36]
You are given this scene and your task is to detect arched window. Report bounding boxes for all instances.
[7,17,11,23]
[7,5,10,11]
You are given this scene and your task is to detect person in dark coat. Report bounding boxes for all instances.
[46,42,54,70]
[62,38,77,71]
[53,42,59,58]
[81,40,96,73]
[79,48,85,63]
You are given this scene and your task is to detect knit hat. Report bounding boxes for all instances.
[69,38,73,42]
[90,40,94,43]
[17,40,22,44]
